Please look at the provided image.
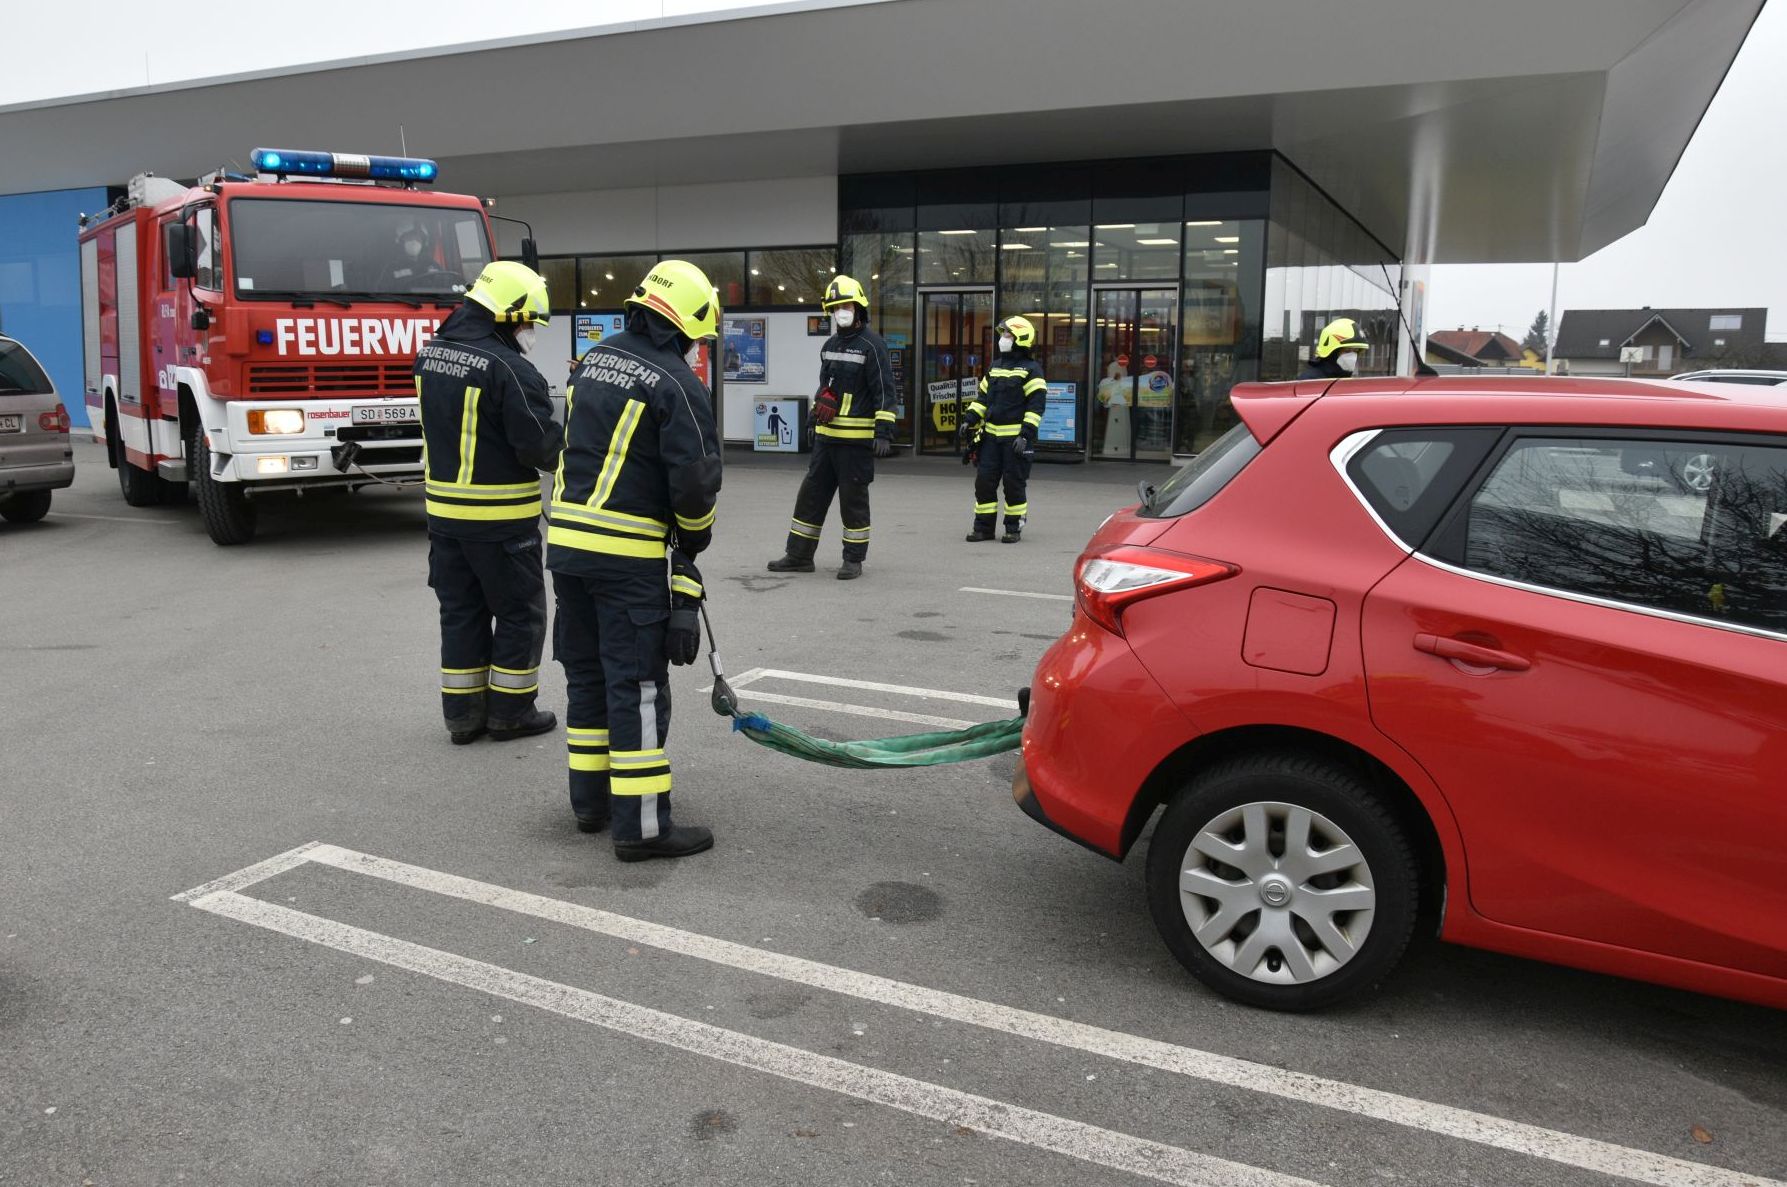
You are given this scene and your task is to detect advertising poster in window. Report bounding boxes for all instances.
[1038,382,1079,445]
[573,313,625,360]
[723,317,768,384]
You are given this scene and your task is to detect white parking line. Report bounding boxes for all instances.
[960,586,1074,602]
[702,668,1017,730]
[743,668,1018,710]
[177,845,1786,1187]
[48,512,180,525]
[188,888,1318,1187]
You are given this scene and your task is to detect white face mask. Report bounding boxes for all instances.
[686,342,703,368]
[1335,351,1360,374]
[998,336,1015,353]
[514,325,537,355]
[403,238,424,259]
[831,307,855,329]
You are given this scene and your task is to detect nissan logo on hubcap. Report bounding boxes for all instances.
[1260,877,1292,908]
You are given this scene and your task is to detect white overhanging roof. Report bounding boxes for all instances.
[0,0,1762,264]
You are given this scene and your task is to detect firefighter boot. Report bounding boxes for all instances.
[489,707,558,742]
[767,554,816,573]
[837,560,863,581]
[615,824,715,863]
[1001,528,1022,544]
[965,527,996,543]
[446,692,487,745]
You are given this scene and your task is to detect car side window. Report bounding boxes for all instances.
[1347,428,1501,547]
[1432,435,1787,634]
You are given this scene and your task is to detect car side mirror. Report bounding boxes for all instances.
[165,223,196,280]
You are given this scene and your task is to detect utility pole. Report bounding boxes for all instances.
[1545,261,1560,374]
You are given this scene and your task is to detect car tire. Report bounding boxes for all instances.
[113,420,171,507]
[0,490,53,524]
[1145,753,1419,1011]
[1672,452,1716,494]
[189,422,257,545]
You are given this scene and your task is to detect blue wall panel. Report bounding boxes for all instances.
[0,187,111,427]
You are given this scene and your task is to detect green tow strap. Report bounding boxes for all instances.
[701,605,1024,769]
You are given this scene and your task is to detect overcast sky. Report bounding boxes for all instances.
[7,0,1782,342]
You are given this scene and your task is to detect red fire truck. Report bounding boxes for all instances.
[80,148,525,544]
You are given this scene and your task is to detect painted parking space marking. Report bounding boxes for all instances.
[181,861,1316,1187]
[705,668,1018,730]
[178,845,1785,1187]
[960,586,1074,602]
[48,512,181,525]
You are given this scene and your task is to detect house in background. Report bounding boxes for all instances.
[1424,328,1534,369]
[1551,307,1770,376]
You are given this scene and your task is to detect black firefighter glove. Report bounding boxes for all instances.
[873,434,893,459]
[1019,429,1037,460]
[959,420,982,466]
[667,551,704,667]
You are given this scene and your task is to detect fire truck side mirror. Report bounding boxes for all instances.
[165,223,197,280]
[521,238,540,272]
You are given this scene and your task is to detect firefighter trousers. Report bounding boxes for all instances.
[428,531,547,728]
[551,564,675,843]
[783,437,874,562]
[973,436,1032,533]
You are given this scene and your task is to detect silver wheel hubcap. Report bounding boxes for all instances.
[1178,801,1376,985]
[1681,454,1715,492]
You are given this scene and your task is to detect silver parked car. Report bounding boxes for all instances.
[0,335,75,524]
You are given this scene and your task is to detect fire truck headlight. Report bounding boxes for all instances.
[257,456,291,475]
[248,409,305,435]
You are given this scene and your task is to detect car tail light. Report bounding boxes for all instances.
[38,408,70,433]
[1074,545,1237,636]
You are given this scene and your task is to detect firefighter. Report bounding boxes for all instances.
[415,260,564,745]
[961,316,1046,544]
[766,275,896,581]
[1299,317,1370,379]
[548,260,723,861]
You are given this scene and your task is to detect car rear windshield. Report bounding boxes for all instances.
[0,340,53,395]
[1137,422,1261,518]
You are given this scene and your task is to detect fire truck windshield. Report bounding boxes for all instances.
[228,197,492,302]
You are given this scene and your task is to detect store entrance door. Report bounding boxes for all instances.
[1089,287,1178,461]
[917,288,994,456]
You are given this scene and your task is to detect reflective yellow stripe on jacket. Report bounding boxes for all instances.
[548,398,672,559]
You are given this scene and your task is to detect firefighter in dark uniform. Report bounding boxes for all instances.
[548,260,723,862]
[961,316,1047,544]
[415,260,563,745]
[1298,317,1370,380]
[766,275,896,581]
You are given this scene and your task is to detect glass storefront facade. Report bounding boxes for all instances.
[842,152,1401,458]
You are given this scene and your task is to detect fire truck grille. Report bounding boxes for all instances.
[246,362,413,397]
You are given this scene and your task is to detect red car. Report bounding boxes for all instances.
[1017,376,1787,1011]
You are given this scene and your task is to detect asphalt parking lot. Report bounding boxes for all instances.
[3,440,1784,1187]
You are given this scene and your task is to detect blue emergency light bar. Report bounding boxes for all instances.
[249,148,438,184]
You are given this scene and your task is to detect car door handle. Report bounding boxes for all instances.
[1413,633,1530,672]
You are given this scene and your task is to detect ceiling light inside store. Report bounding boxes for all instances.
[750,268,760,275]
[1096,263,1119,269]
[1136,238,1179,246]
[778,284,786,291]
[937,229,978,236]
[1000,243,1032,250]
[1186,221,1222,227]
[1012,227,1048,233]
[1223,249,1239,254]
[1051,241,1090,248]
[1094,224,1135,230]
[604,272,614,280]
[1214,236,1240,244]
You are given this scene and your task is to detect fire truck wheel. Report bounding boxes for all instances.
[111,412,171,508]
[190,423,258,545]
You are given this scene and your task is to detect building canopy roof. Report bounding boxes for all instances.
[0,0,1763,264]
